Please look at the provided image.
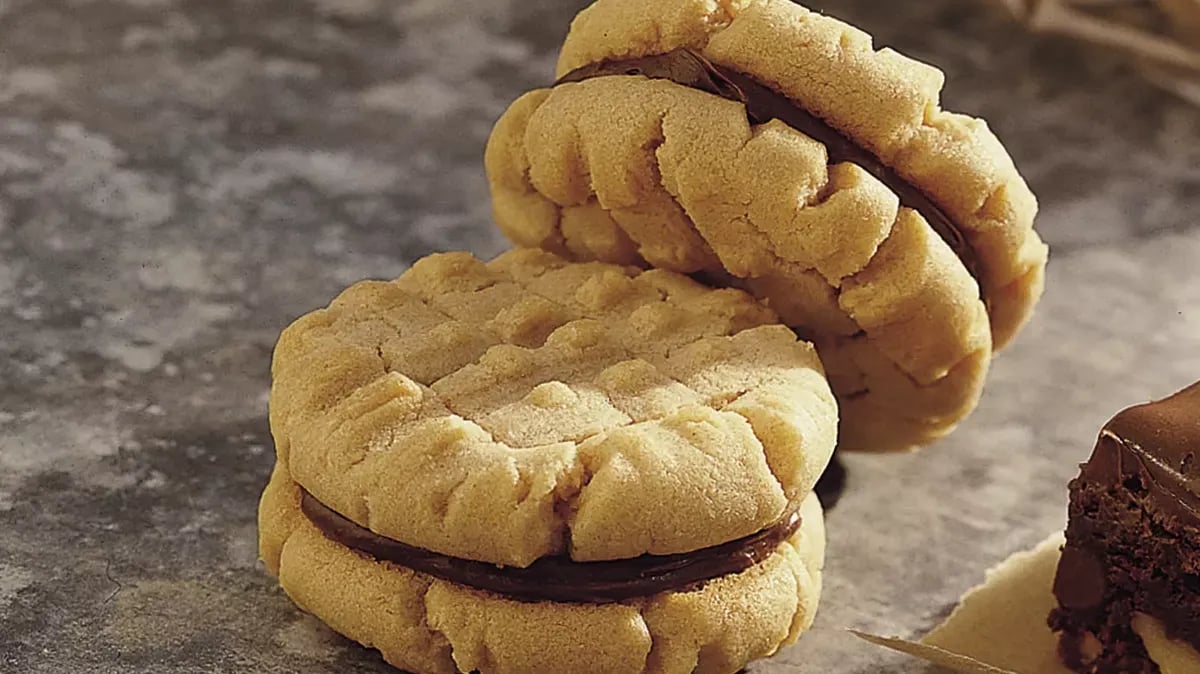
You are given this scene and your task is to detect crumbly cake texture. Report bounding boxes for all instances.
[259,462,825,674]
[267,249,836,568]
[1049,476,1182,673]
[1050,483,1200,674]
[1049,382,1200,674]
[485,0,1048,452]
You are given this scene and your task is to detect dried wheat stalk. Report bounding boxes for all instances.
[999,0,1200,104]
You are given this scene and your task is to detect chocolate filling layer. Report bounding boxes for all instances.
[556,49,983,299]
[300,488,802,604]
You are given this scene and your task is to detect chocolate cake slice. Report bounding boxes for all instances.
[1050,382,1200,673]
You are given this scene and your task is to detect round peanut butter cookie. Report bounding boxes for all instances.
[260,462,826,674]
[485,0,1048,452]
[261,250,835,673]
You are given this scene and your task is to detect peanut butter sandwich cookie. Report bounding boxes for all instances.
[485,0,1049,452]
[259,250,836,674]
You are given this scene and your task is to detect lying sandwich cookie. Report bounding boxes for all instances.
[1050,381,1200,674]
[485,0,1048,452]
[260,250,835,673]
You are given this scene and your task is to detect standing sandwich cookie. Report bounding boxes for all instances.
[260,250,836,674]
[485,0,1048,452]
[1050,382,1200,674]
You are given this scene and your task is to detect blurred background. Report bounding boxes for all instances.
[0,1,1196,672]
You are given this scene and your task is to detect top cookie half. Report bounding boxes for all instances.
[269,250,836,568]
[485,0,1048,451]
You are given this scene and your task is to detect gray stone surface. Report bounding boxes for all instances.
[0,0,1196,672]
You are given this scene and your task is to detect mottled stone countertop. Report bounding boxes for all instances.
[1,0,1197,672]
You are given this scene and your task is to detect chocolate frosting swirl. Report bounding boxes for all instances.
[300,488,802,604]
[1092,380,1200,520]
[556,49,984,301]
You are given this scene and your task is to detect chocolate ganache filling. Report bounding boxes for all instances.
[556,49,984,300]
[300,488,803,604]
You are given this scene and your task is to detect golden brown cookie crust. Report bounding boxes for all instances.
[554,0,1047,350]
[259,461,826,674]
[268,250,836,566]
[486,75,991,451]
[484,0,1047,451]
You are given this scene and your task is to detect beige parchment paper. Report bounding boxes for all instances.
[855,533,1070,674]
[855,532,1200,673]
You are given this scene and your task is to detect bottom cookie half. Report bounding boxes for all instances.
[258,462,826,674]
